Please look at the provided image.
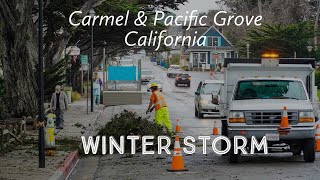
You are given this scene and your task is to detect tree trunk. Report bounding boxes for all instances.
[0,0,38,117]
[315,0,320,49]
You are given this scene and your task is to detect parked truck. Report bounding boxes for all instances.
[214,54,319,163]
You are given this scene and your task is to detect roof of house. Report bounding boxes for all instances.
[186,26,235,51]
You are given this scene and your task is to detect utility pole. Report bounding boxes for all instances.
[214,40,217,74]
[246,44,250,58]
[103,41,106,90]
[38,0,45,168]
[90,9,95,112]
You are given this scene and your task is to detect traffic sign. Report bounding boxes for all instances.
[80,55,88,65]
[82,64,89,71]
[67,46,80,56]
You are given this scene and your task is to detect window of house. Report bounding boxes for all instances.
[200,53,207,63]
[207,37,219,47]
[193,53,199,67]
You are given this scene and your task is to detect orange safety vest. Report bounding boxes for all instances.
[153,91,167,111]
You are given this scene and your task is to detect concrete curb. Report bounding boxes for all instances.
[48,151,79,180]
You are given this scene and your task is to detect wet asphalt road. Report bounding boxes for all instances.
[141,61,224,138]
[69,60,320,180]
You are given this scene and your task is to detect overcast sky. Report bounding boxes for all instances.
[173,0,221,16]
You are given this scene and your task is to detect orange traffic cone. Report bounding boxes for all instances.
[210,69,213,76]
[168,136,188,172]
[212,121,219,135]
[175,119,182,133]
[315,123,320,152]
[278,106,291,135]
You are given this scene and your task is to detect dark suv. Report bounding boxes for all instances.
[175,74,191,87]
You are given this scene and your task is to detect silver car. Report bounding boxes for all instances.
[194,80,224,118]
[141,68,155,83]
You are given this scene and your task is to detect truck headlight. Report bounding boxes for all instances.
[299,111,314,123]
[229,111,245,123]
[200,99,209,105]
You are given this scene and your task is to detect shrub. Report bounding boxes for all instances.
[97,110,167,151]
[316,71,320,88]
[71,91,81,102]
[182,66,189,71]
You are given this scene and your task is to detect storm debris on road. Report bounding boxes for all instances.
[97,110,169,151]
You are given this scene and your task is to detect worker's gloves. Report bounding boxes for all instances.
[146,107,155,114]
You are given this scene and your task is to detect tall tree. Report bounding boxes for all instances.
[0,0,38,116]
[0,0,187,116]
[240,22,317,58]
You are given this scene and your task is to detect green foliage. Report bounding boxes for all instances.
[44,60,67,101]
[170,54,180,65]
[98,110,167,151]
[316,71,320,89]
[43,0,87,43]
[182,66,189,71]
[35,60,67,102]
[71,91,81,102]
[240,21,318,58]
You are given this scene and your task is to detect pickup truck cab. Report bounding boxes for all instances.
[217,57,318,163]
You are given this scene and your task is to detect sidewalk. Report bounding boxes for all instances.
[0,98,104,180]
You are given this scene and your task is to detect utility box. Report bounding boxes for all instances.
[102,91,142,106]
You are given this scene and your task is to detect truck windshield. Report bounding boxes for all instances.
[234,80,307,100]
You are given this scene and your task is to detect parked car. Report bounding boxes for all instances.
[147,80,163,92]
[141,68,155,83]
[167,65,181,78]
[175,74,191,87]
[118,59,134,66]
[194,80,224,118]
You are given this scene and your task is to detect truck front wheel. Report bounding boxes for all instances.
[221,120,228,156]
[228,141,239,163]
[302,138,315,163]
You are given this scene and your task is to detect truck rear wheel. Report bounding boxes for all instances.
[303,138,315,163]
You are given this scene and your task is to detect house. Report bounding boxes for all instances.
[177,22,209,67]
[185,26,238,70]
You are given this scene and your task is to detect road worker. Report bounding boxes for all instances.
[146,83,173,136]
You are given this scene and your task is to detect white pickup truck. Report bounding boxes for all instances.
[215,56,319,163]
[167,65,181,78]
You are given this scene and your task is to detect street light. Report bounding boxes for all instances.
[246,44,250,58]
[89,9,95,112]
[307,45,313,58]
[214,40,217,74]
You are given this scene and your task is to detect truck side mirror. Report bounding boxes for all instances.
[212,94,219,105]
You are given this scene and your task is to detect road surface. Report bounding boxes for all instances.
[69,60,320,180]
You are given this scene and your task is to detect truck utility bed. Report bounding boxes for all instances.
[224,58,316,68]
